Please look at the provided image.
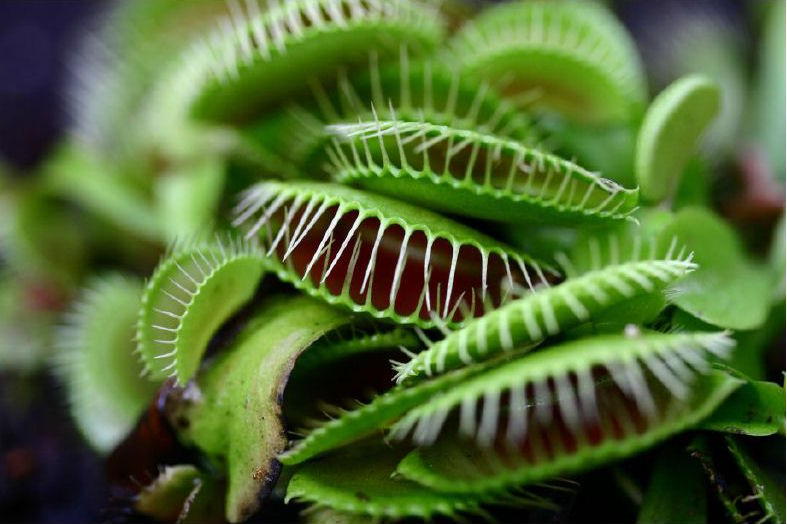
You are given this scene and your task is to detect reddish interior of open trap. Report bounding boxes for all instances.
[451,367,669,466]
[267,203,543,322]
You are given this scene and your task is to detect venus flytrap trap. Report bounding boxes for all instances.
[133,0,446,176]
[325,116,640,223]
[4,0,779,522]
[68,0,232,160]
[635,74,721,204]
[293,325,419,373]
[279,359,485,466]
[164,295,427,521]
[389,331,737,452]
[187,0,445,124]
[394,373,742,499]
[284,439,557,520]
[249,49,542,176]
[133,464,226,524]
[393,254,698,383]
[233,180,558,327]
[135,235,267,383]
[446,0,647,122]
[56,275,158,453]
[285,440,493,520]
[138,0,445,148]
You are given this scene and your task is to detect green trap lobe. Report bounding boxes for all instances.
[137,238,267,383]
[635,74,720,203]
[328,119,639,224]
[168,295,351,522]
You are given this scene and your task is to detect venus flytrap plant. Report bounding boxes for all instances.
[166,295,352,522]
[164,294,435,522]
[8,0,779,522]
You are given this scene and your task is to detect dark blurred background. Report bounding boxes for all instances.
[0,1,102,170]
[1,5,110,523]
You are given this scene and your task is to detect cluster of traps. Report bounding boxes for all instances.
[47,0,782,523]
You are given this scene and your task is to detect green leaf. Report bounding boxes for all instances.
[769,214,785,301]
[1,181,89,288]
[673,157,712,210]
[635,74,720,203]
[135,465,201,522]
[657,207,772,330]
[169,295,351,522]
[699,378,785,437]
[41,143,162,242]
[285,440,511,520]
[134,465,225,524]
[748,0,786,181]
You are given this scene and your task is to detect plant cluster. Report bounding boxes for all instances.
[0,0,784,523]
